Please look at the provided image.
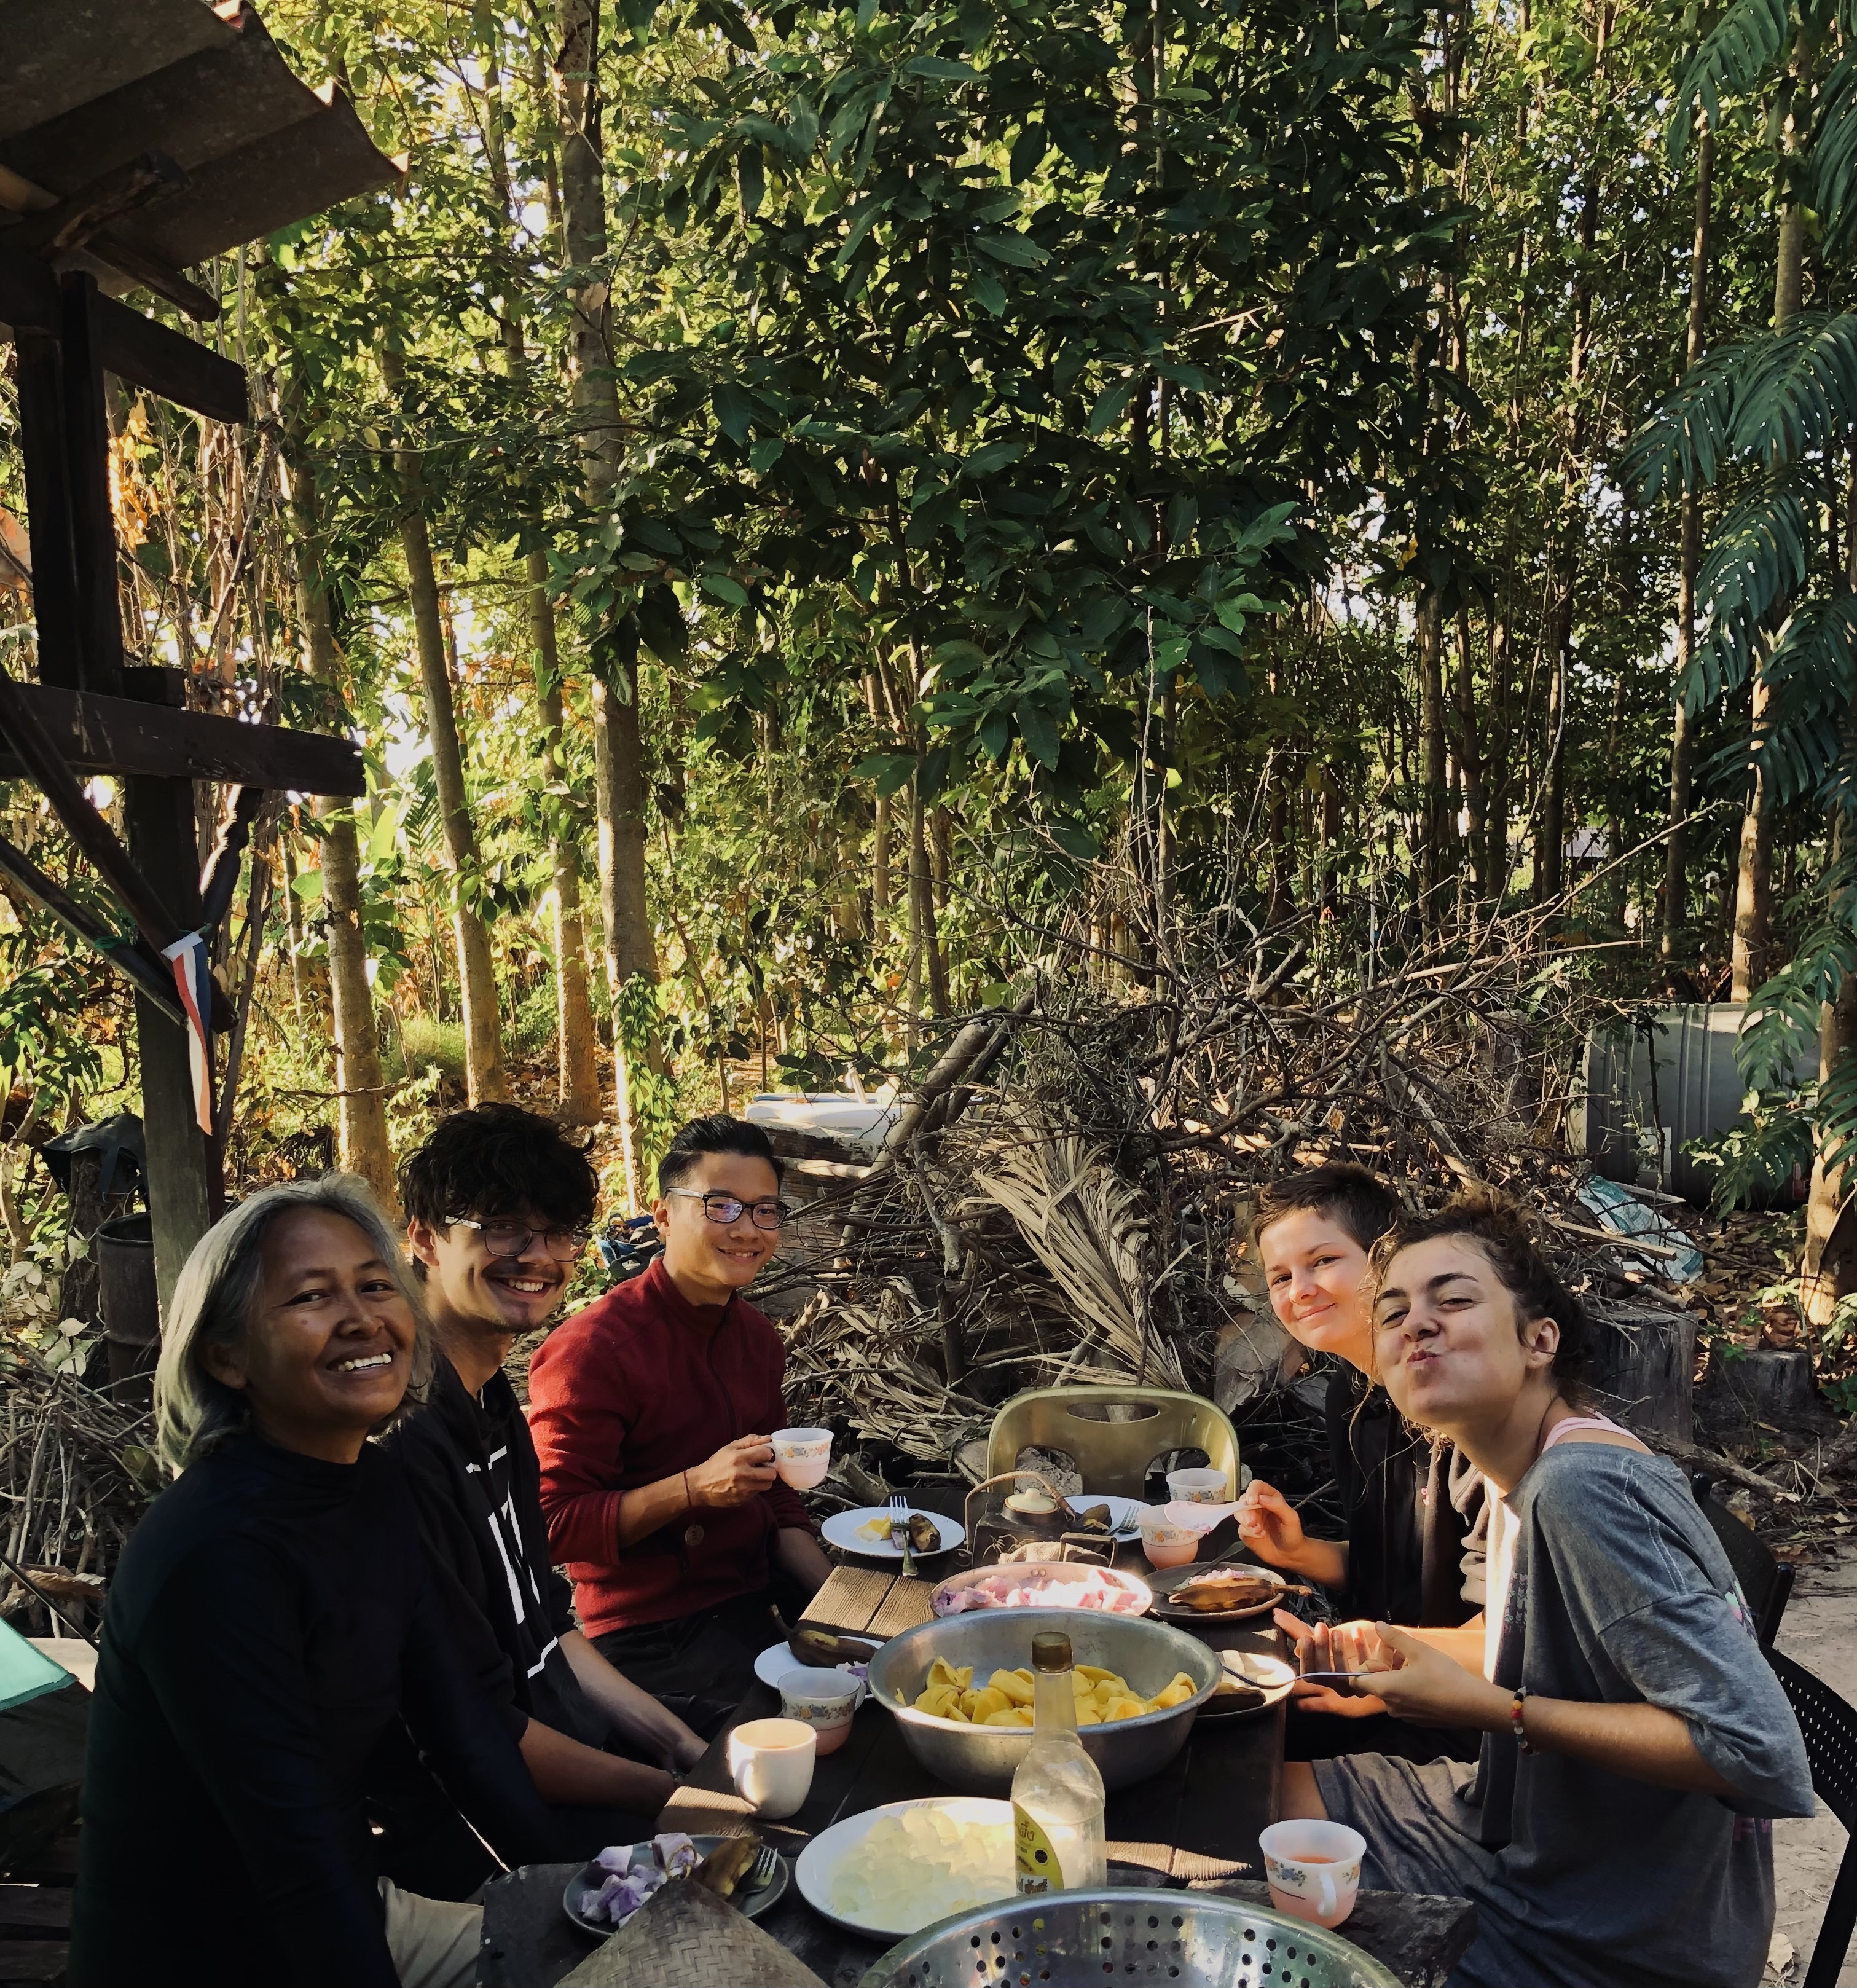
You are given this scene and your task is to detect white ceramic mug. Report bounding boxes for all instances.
[726,1716,817,1817]
[771,1427,833,1489]
[1135,1503,1198,1569]
[779,1667,860,1756]
[1166,1466,1228,1503]
[1258,1820,1365,1929]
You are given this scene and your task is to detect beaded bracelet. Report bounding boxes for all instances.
[1510,1686,1537,1754]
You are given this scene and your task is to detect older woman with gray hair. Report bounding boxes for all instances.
[70,1177,548,1988]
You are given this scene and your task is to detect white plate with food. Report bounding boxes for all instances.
[822,1506,965,1559]
[1197,1649,1298,1720]
[794,1796,1015,1938]
[1147,1563,1292,1622]
[1076,1492,1144,1539]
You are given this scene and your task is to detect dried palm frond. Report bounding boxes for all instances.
[966,1115,1185,1390]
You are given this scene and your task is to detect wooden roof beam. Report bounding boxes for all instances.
[0,246,245,422]
[0,681,364,795]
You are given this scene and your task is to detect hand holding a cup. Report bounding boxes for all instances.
[686,1434,780,1508]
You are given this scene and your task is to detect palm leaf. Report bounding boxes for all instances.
[1730,312,1857,464]
[1683,478,1811,710]
[1738,927,1857,1090]
[1668,0,1794,167]
[1620,339,1750,500]
[1813,49,1857,257]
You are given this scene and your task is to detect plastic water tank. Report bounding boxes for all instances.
[1572,1004,1816,1205]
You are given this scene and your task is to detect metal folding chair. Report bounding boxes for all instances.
[1691,1472,1795,1649]
[1769,1649,1857,1988]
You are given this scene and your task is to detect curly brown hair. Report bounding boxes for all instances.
[1366,1188,1593,1397]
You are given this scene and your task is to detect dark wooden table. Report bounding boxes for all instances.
[479,1565,1474,1988]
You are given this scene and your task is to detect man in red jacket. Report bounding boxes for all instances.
[529,1115,833,1714]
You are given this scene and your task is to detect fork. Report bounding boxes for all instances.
[739,1842,780,1897]
[887,1492,917,1577]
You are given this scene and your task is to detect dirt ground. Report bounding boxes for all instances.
[1770,1542,1856,1985]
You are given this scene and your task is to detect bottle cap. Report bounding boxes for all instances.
[1030,1631,1073,1673]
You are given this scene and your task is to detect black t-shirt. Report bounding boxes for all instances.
[382,1357,607,1750]
[1325,1365,1485,1628]
[70,1434,548,1988]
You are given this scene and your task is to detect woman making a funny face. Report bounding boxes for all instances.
[1235,1165,1487,1764]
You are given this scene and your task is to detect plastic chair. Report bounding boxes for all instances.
[1769,1649,1857,1988]
[1691,1472,1795,1649]
[983,1386,1241,1501]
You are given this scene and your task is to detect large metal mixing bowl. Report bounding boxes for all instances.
[858,1888,1401,1988]
[865,1608,1219,1795]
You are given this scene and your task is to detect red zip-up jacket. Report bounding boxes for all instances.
[527,1257,812,1636]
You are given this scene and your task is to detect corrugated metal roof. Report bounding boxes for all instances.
[0,0,401,313]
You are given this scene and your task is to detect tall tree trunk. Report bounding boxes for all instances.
[1601,675,1627,927]
[1453,604,1485,898]
[1485,610,1512,891]
[911,772,948,1018]
[534,576,603,1123]
[1416,589,1447,919]
[557,0,657,1198]
[1664,112,1713,965]
[278,430,397,1208]
[483,23,602,1124]
[280,831,310,1034]
[382,349,508,1104]
[865,674,892,931]
[1734,136,1807,999]
[1535,590,1569,905]
[1802,452,1857,1323]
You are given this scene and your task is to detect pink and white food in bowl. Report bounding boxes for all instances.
[930,1562,1153,1617]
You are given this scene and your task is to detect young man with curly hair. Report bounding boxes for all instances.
[370,1105,705,1896]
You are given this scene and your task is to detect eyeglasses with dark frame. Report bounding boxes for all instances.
[665,1189,789,1231]
[446,1217,591,1260]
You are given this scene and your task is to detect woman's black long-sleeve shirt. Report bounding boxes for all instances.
[70,1433,549,1988]
[1326,1365,1486,1627]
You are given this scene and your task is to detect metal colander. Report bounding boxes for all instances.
[857,1888,1401,1988]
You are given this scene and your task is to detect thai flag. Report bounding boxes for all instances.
[161,932,214,1136]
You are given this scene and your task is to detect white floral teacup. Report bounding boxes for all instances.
[1258,1820,1364,1928]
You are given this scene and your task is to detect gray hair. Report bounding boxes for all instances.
[153,1174,434,1473]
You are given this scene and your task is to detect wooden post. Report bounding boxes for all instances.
[11,333,84,690]
[125,769,218,1319]
[57,273,124,696]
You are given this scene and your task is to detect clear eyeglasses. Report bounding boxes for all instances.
[666,1189,788,1230]
[447,1217,591,1259]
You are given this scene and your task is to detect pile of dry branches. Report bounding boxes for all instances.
[0,1359,154,1631]
[769,937,1695,1475]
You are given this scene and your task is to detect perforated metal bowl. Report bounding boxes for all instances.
[858,1888,1401,1988]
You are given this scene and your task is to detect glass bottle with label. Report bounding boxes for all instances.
[1011,1629,1107,1895]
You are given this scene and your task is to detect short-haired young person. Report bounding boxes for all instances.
[529,1115,833,1713]
[372,1106,706,1895]
[1235,1164,1485,1762]
[1281,1195,1813,1988]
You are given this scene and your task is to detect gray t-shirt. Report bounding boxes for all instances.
[1318,1443,1815,1988]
